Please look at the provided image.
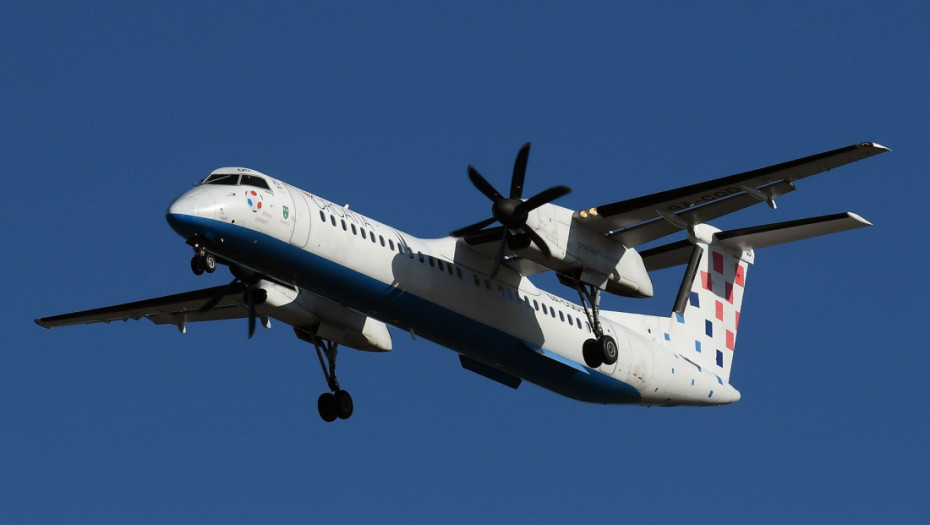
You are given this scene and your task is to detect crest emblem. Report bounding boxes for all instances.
[283,205,290,220]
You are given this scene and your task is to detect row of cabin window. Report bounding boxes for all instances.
[417,251,465,279]
[321,209,590,333]
[322,211,402,252]
[472,273,592,333]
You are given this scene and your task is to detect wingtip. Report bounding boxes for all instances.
[861,141,891,152]
[846,212,873,227]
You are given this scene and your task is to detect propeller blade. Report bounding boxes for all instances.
[245,285,256,338]
[450,217,497,238]
[199,278,239,313]
[519,185,571,212]
[522,227,552,258]
[468,165,504,203]
[463,226,506,245]
[510,142,531,199]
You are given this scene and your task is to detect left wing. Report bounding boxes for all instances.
[36,281,393,352]
[35,284,249,331]
[574,142,888,247]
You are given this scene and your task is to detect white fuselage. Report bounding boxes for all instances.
[167,169,740,407]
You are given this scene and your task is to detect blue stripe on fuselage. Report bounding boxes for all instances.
[167,213,642,404]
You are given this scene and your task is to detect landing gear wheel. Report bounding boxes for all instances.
[190,255,205,276]
[599,335,618,365]
[204,254,217,273]
[318,392,338,422]
[582,339,603,368]
[335,390,353,420]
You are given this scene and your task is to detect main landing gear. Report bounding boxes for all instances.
[571,277,618,369]
[296,328,354,422]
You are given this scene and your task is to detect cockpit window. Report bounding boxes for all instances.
[240,175,270,190]
[203,173,240,185]
[201,172,271,191]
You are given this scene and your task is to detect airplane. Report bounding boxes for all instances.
[36,141,888,422]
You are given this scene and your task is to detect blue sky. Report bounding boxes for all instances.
[3,1,928,523]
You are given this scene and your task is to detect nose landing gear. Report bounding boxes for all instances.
[188,238,217,276]
[190,252,216,275]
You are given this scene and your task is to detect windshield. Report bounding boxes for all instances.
[203,173,239,185]
[202,173,271,190]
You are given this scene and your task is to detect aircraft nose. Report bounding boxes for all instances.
[167,188,215,238]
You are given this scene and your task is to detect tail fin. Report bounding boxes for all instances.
[666,225,749,383]
[647,213,872,383]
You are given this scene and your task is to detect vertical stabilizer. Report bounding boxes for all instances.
[667,224,752,383]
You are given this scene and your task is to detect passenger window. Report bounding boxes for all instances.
[330,215,336,226]
[351,224,357,235]
[419,252,425,263]
[361,229,367,240]
[371,233,377,243]
[542,304,548,315]
[379,236,385,247]
[428,256,435,267]
[551,308,556,318]
[437,260,444,271]
[473,275,480,287]
[447,264,453,275]
[533,300,539,311]
[559,311,565,322]
[319,211,326,222]
[341,219,347,231]
[456,267,463,279]
[389,239,395,251]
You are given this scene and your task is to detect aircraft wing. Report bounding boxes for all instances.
[574,142,888,247]
[35,284,250,330]
[36,281,394,352]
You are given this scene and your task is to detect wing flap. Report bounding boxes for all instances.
[577,142,888,236]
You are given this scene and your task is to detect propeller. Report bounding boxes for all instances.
[450,142,571,259]
[199,271,267,338]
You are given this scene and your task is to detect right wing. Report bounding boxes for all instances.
[573,142,888,248]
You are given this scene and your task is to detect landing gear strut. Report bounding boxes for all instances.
[571,277,618,369]
[296,328,354,422]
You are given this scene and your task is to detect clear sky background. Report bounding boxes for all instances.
[3,1,927,523]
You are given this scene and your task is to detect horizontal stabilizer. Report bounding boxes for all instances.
[642,212,871,270]
[715,212,871,251]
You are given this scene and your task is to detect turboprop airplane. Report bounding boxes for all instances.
[36,142,888,422]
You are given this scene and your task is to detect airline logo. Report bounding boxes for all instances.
[246,190,263,212]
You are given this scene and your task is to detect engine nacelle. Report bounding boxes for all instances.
[257,281,392,352]
[524,204,654,297]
